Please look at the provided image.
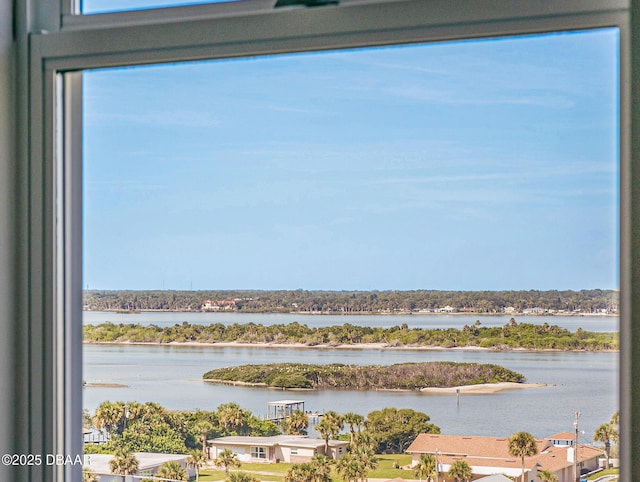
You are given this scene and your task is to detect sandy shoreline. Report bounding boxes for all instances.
[420,382,547,394]
[202,378,546,394]
[82,339,616,353]
[83,340,490,350]
[83,382,128,388]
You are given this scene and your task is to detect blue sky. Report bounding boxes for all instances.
[82,0,244,13]
[83,29,619,291]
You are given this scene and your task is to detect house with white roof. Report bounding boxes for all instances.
[208,435,349,463]
[83,452,194,482]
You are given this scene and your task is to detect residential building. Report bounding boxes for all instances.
[407,433,602,482]
[83,452,195,482]
[208,435,348,463]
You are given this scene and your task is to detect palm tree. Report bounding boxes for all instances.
[447,460,472,482]
[350,445,377,482]
[309,454,332,482]
[507,431,538,482]
[218,403,247,434]
[594,422,618,469]
[93,401,125,437]
[228,471,260,482]
[324,411,345,432]
[610,410,620,426]
[285,409,309,435]
[353,432,377,452]
[109,451,139,480]
[285,463,315,482]
[538,469,558,482]
[82,467,99,482]
[336,454,361,482]
[316,417,340,458]
[343,413,364,447]
[192,419,214,457]
[157,460,188,481]
[215,448,241,476]
[414,453,436,482]
[187,449,207,482]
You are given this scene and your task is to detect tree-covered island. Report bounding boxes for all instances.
[83,319,618,351]
[202,362,525,390]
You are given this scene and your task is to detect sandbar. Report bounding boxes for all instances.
[420,382,547,394]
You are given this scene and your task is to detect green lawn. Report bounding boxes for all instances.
[198,453,416,482]
[198,469,284,482]
[369,454,414,479]
[585,467,619,480]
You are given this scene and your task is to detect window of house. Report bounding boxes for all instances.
[20,1,634,481]
[251,447,267,459]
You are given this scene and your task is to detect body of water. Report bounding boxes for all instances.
[83,327,618,442]
[83,311,618,332]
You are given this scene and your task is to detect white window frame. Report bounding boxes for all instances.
[251,446,267,459]
[10,0,636,480]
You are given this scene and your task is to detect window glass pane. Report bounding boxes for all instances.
[82,0,243,15]
[82,29,619,480]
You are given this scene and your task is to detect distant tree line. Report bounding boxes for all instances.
[83,319,618,351]
[83,288,618,314]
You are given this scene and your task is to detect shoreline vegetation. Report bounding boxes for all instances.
[201,362,527,390]
[83,320,618,351]
[83,288,618,315]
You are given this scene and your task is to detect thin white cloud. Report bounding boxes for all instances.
[87,109,222,128]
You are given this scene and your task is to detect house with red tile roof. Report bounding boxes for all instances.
[406,433,602,482]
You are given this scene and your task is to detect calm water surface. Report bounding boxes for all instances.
[83,342,618,441]
[83,311,618,332]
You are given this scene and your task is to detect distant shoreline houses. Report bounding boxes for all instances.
[198,299,617,315]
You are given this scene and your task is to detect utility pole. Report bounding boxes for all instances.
[434,449,440,482]
[574,411,581,482]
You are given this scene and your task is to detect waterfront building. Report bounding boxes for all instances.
[407,433,602,482]
[208,435,348,463]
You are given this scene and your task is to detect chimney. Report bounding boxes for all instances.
[567,447,575,463]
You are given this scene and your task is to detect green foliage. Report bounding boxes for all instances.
[364,408,440,454]
[215,448,241,475]
[227,472,260,482]
[84,288,619,314]
[538,469,558,482]
[226,472,260,482]
[448,460,472,482]
[283,410,309,435]
[85,401,278,456]
[85,319,618,351]
[285,456,332,482]
[508,431,538,482]
[82,467,99,482]
[203,362,525,390]
[109,450,139,476]
[414,453,436,481]
[157,460,188,481]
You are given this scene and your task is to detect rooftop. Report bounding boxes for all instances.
[84,452,188,475]
[407,433,603,476]
[208,435,347,448]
